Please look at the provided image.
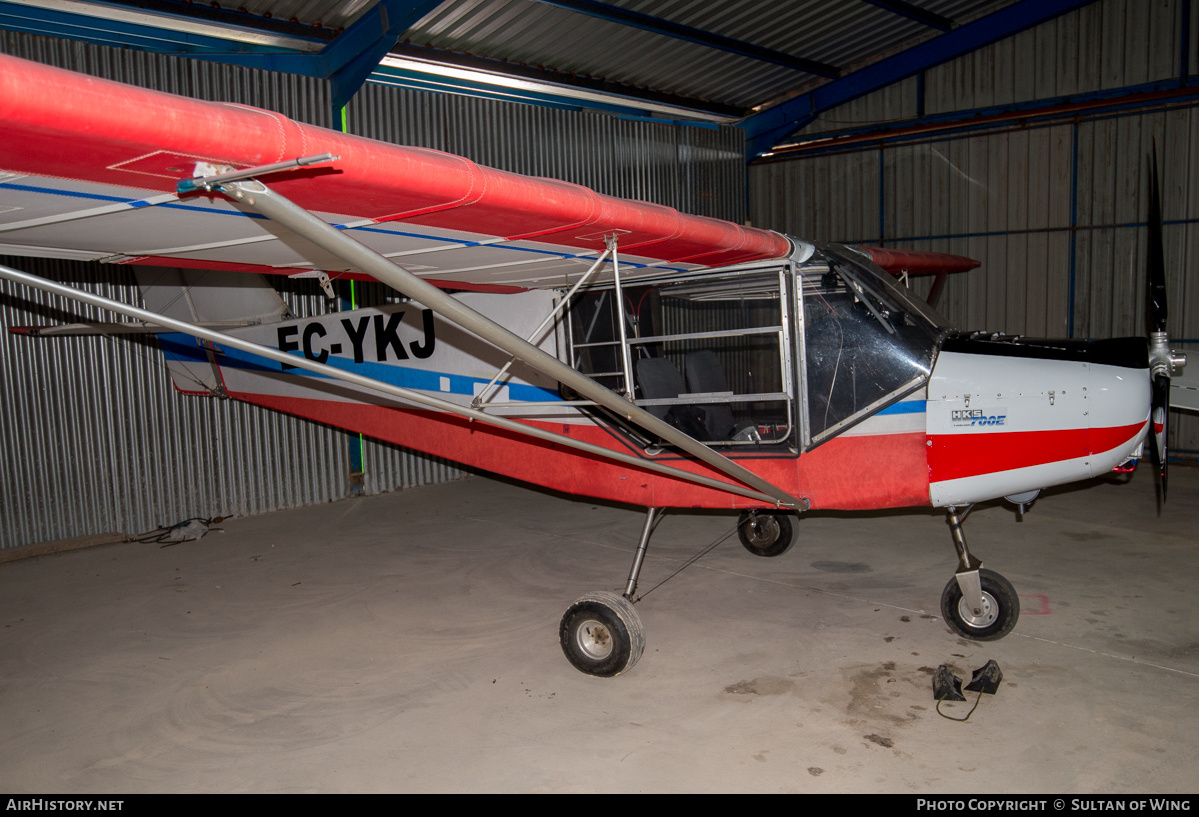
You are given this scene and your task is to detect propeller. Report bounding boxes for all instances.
[1145,142,1186,502]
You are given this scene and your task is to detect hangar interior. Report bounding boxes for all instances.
[1,0,1198,794]
[2,0,1197,546]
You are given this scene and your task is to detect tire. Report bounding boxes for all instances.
[559,591,646,677]
[737,510,796,557]
[940,568,1020,641]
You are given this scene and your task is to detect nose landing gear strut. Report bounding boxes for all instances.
[940,505,1020,641]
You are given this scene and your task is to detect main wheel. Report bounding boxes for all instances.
[560,591,646,677]
[737,510,796,557]
[940,568,1020,641]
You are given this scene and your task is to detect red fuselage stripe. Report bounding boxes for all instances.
[226,390,932,510]
[928,422,1146,482]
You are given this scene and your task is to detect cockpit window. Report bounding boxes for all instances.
[799,245,945,446]
[567,266,795,448]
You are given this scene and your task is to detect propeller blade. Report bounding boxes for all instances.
[1147,142,1168,334]
[1145,143,1172,507]
[1151,373,1170,502]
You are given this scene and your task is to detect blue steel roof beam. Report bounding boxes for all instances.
[325,1,449,116]
[529,0,841,78]
[173,1,444,115]
[742,0,1101,158]
[859,0,954,32]
[763,78,1199,160]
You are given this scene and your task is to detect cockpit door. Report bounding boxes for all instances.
[796,245,946,449]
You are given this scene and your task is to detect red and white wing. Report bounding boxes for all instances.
[0,54,790,289]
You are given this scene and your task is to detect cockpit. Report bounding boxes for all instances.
[565,242,950,450]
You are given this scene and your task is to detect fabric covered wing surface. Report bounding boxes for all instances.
[0,54,791,288]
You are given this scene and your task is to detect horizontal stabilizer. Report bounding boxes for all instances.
[10,320,258,337]
[134,267,290,395]
[860,247,981,275]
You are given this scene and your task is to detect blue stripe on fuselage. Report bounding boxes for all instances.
[211,341,562,403]
[877,400,926,416]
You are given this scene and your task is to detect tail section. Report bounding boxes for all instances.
[133,268,290,396]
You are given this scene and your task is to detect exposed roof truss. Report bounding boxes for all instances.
[0,0,1105,153]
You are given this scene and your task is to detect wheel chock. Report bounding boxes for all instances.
[965,659,1003,695]
[933,665,966,702]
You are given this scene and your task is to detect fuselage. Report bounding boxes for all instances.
[171,245,1151,512]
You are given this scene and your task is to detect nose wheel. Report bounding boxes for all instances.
[940,506,1020,641]
[940,568,1019,640]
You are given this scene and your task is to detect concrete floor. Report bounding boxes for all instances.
[1,465,1197,793]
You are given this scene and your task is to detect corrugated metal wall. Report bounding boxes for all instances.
[749,0,1199,455]
[345,82,746,221]
[0,257,357,542]
[0,32,747,548]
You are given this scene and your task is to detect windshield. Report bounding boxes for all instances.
[800,245,948,445]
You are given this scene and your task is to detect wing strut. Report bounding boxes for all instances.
[205,176,807,510]
[471,242,612,409]
[0,262,793,507]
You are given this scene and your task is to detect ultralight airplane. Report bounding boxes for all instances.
[0,54,1193,677]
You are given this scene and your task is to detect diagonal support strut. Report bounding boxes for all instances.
[210,178,808,510]
[0,262,791,507]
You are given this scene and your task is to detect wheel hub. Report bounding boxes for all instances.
[957,591,997,629]
[575,619,614,659]
[745,516,779,547]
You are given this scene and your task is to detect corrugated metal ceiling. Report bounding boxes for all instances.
[22,0,1020,114]
[400,0,1014,111]
[143,0,379,34]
